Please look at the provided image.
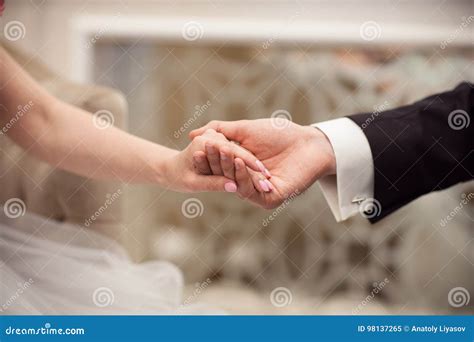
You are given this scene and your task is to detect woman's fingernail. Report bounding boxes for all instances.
[220,152,227,160]
[256,159,271,178]
[224,182,237,192]
[259,179,270,192]
[264,179,273,191]
[263,168,272,178]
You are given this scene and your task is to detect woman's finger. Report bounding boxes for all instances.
[234,158,255,199]
[234,158,272,198]
[199,128,270,178]
[193,151,212,175]
[228,143,271,178]
[248,168,273,193]
[219,148,235,180]
[205,143,223,175]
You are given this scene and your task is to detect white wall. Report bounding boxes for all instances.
[1,0,471,80]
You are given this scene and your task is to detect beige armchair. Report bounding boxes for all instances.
[0,43,127,239]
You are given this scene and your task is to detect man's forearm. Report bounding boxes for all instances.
[316,83,473,223]
[350,82,474,222]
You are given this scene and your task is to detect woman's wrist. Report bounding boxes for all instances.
[150,147,179,186]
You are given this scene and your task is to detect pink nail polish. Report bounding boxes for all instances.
[259,180,270,192]
[263,168,272,178]
[224,182,237,192]
[264,179,273,191]
[256,160,265,172]
[256,159,271,178]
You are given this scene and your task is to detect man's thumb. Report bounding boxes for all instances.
[189,120,240,141]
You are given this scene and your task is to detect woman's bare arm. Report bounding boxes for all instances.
[0,47,262,192]
[0,47,177,185]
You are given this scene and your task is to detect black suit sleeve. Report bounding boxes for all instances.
[349,82,473,223]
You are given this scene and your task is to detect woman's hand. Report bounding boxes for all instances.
[163,128,270,193]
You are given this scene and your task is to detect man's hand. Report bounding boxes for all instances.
[163,127,267,193]
[189,119,336,209]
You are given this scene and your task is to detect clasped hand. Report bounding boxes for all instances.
[174,119,336,209]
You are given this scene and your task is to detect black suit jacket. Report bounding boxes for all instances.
[349,82,473,223]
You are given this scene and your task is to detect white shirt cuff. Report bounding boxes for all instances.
[312,118,374,222]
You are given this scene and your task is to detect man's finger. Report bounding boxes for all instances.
[189,120,244,142]
[205,143,223,175]
[227,142,271,177]
[194,123,271,177]
[189,122,221,139]
[219,148,235,180]
[234,158,259,199]
[193,151,212,175]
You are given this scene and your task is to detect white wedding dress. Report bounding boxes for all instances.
[0,207,216,314]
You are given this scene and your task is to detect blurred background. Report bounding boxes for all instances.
[1,0,473,314]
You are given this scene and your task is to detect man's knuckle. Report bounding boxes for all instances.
[230,144,242,156]
[193,135,205,144]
